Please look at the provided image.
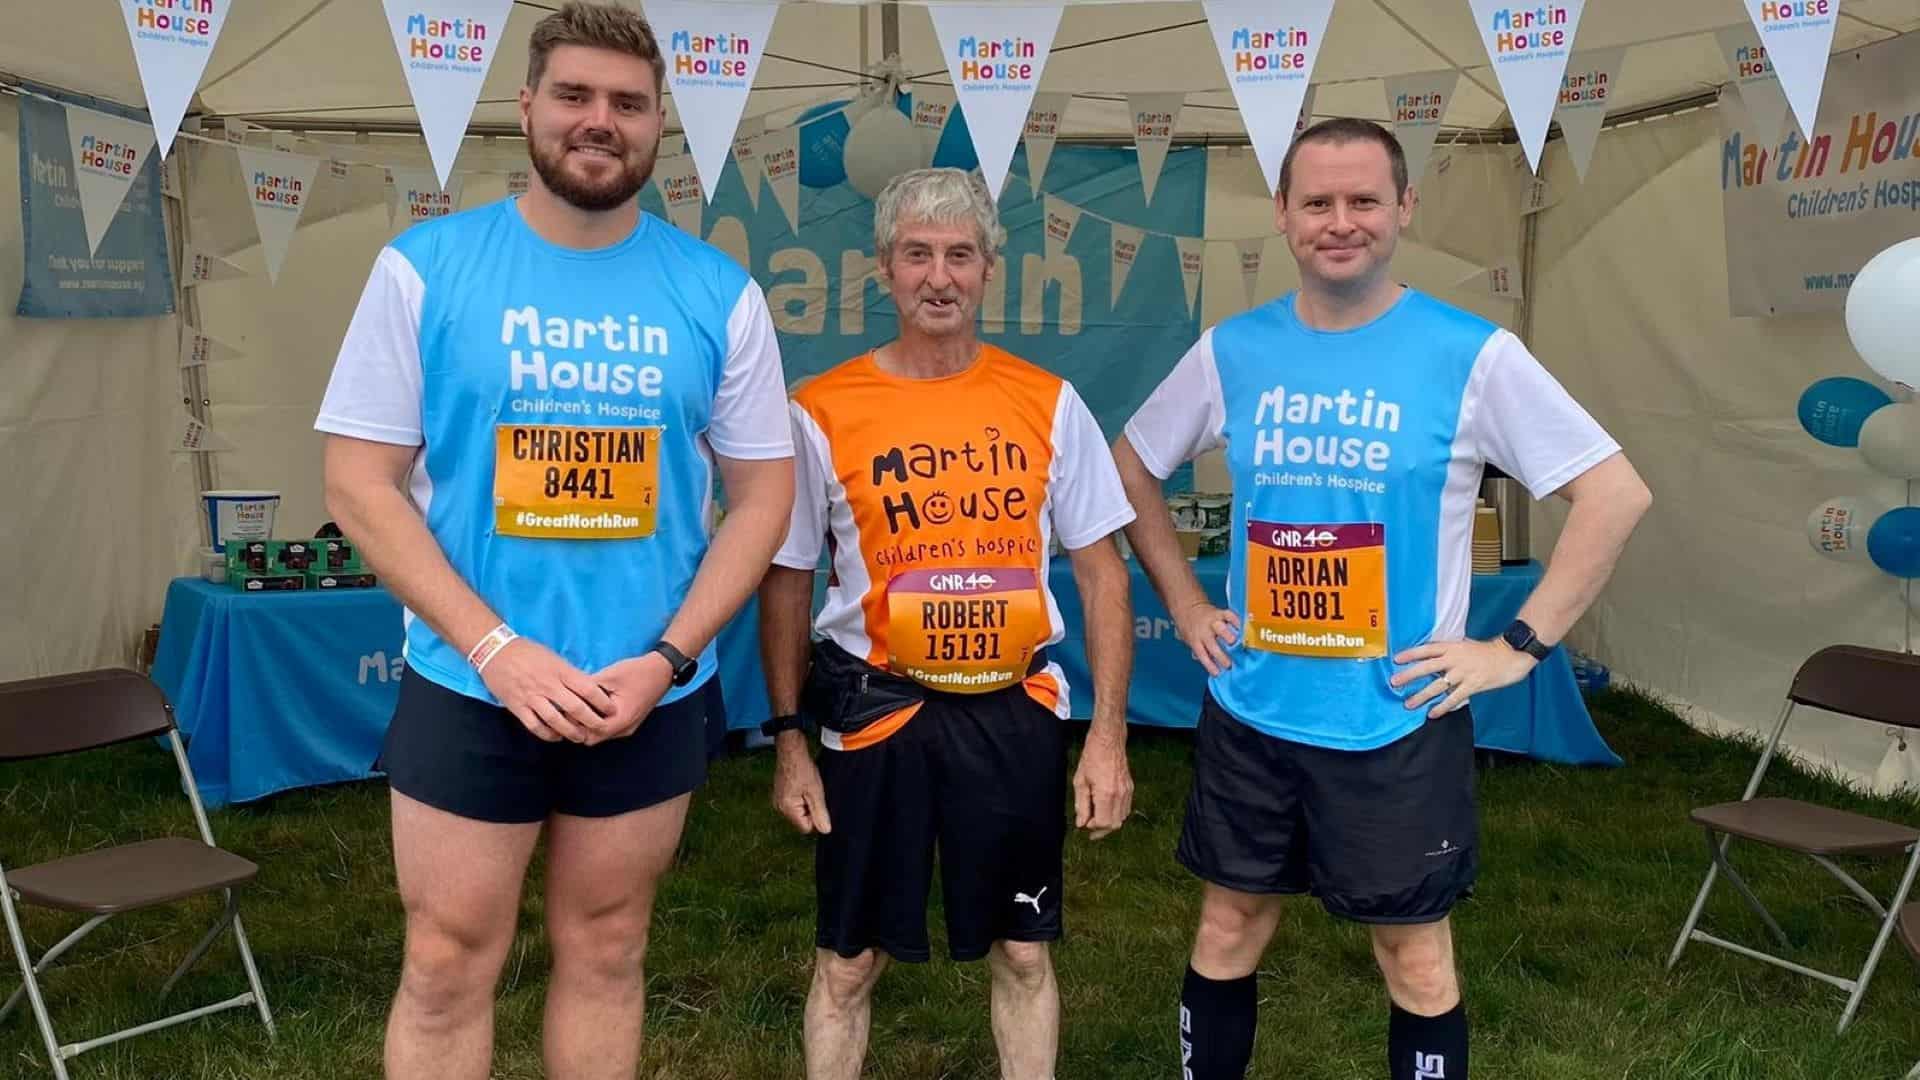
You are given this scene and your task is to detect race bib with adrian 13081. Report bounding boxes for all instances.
[885,567,1048,694]
[1244,521,1387,659]
[493,424,661,539]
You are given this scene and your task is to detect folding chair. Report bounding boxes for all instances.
[1899,904,1920,1080]
[1667,645,1920,1035]
[0,669,275,1080]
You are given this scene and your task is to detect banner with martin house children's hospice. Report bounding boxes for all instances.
[16,88,174,319]
[1720,31,1920,317]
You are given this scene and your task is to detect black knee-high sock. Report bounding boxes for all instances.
[1180,966,1256,1080]
[1389,1002,1469,1079]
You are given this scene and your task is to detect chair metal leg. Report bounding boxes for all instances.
[1809,854,1889,918]
[1705,828,1791,949]
[0,914,110,1025]
[1668,861,1720,970]
[1,880,71,1080]
[159,894,235,1001]
[1835,842,1920,1035]
[229,904,275,1038]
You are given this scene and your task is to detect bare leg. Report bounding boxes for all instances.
[988,940,1058,1080]
[803,948,888,1080]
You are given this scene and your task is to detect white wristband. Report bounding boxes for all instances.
[467,623,518,673]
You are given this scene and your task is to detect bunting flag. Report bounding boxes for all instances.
[1716,23,1791,150]
[1023,92,1069,195]
[222,119,256,145]
[1235,237,1265,308]
[645,0,779,201]
[1554,46,1624,181]
[160,158,181,199]
[384,168,400,226]
[1176,236,1205,316]
[758,126,800,234]
[329,160,353,181]
[174,412,235,453]
[1128,92,1185,206]
[1295,83,1319,139]
[180,324,245,368]
[732,116,765,208]
[1468,0,1587,172]
[653,153,705,236]
[911,83,958,165]
[1742,0,1840,141]
[506,169,531,196]
[1383,70,1457,184]
[926,3,1064,200]
[66,105,156,256]
[1202,0,1336,195]
[1043,195,1082,261]
[382,0,515,188]
[118,0,232,158]
[1520,176,1558,215]
[235,147,321,283]
[1110,223,1144,306]
[184,245,246,286]
[388,166,464,227]
[1457,259,1524,299]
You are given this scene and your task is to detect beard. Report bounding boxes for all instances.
[528,128,654,212]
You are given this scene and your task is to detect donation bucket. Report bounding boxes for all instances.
[202,490,280,552]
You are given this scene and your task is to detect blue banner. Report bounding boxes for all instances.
[642,140,1206,440]
[15,85,176,319]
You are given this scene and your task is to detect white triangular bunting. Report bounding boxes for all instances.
[382,0,515,188]
[384,168,400,226]
[1128,92,1184,206]
[180,325,244,368]
[926,3,1063,201]
[758,127,800,234]
[1294,83,1318,140]
[506,169,530,197]
[1520,176,1558,215]
[912,83,958,167]
[235,147,321,283]
[1742,0,1840,141]
[1554,46,1624,181]
[1235,237,1264,308]
[118,0,231,158]
[389,166,463,227]
[1469,0,1586,172]
[174,412,235,453]
[644,0,779,202]
[1456,259,1524,299]
[1110,223,1144,307]
[732,116,765,208]
[1043,196,1081,262]
[653,154,704,236]
[329,160,353,181]
[223,119,256,145]
[1383,70,1457,184]
[1716,24,1791,151]
[184,245,246,285]
[1202,0,1335,196]
[65,105,155,256]
[1176,237,1205,317]
[1023,92,1069,195]
[160,158,181,199]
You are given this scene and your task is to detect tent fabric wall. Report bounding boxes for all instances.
[0,103,201,681]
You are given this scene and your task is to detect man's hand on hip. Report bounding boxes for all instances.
[1390,638,1537,718]
[1174,601,1241,675]
[478,638,614,744]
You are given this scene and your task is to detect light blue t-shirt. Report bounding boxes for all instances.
[317,199,792,704]
[1125,288,1617,750]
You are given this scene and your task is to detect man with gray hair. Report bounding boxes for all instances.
[758,166,1137,1079]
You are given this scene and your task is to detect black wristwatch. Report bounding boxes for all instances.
[651,640,698,686]
[761,713,808,738]
[1500,619,1553,661]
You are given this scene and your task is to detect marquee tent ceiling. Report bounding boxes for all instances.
[2,1,1916,145]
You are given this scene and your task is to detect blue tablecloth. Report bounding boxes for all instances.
[1044,557,1621,767]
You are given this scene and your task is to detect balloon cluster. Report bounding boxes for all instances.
[797,87,983,200]
[1804,238,1920,579]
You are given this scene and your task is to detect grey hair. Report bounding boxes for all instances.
[873,168,1007,264]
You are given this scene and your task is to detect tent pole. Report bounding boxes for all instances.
[1516,156,1541,349]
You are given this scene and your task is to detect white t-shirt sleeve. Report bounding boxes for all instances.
[1469,330,1622,499]
[1122,329,1226,480]
[772,402,831,570]
[314,247,426,445]
[1050,382,1138,550]
[709,280,794,460]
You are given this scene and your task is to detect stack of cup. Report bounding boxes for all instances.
[1472,502,1503,574]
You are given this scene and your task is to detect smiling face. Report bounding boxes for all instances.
[1276,138,1416,294]
[880,218,993,340]
[519,43,662,213]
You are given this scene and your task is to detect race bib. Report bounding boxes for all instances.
[493,424,660,539]
[1243,521,1388,658]
[885,567,1048,694]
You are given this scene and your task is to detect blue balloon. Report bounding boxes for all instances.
[1798,376,1892,446]
[797,99,851,188]
[1867,506,1920,577]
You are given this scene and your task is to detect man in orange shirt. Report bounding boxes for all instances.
[758,167,1137,1080]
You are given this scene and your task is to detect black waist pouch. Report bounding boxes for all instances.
[800,638,1051,735]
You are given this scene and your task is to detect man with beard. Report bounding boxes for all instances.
[315,4,794,1077]
[759,168,1137,1080]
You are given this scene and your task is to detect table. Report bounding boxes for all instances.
[1044,557,1622,767]
[151,578,776,807]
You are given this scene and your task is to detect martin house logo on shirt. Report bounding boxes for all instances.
[1250,384,1404,474]
[501,306,672,420]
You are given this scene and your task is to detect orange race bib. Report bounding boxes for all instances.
[885,567,1048,693]
[493,424,660,539]
[1244,521,1388,659]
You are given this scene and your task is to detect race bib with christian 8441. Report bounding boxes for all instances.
[493,424,661,539]
[885,567,1049,693]
[1244,521,1388,659]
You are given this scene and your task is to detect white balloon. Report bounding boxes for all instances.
[1858,401,1920,479]
[1846,237,1920,390]
[1807,495,1886,562]
[842,106,924,200]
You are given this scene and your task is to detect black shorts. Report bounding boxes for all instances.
[380,668,706,824]
[815,689,1067,963]
[1177,693,1479,924]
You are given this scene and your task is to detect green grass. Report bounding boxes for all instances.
[5,688,1920,1078]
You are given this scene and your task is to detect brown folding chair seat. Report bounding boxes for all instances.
[1668,645,1920,1035]
[0,669,275,1080]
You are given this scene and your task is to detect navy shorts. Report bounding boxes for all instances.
[380,668,706,824]
[1176,693,1479,924]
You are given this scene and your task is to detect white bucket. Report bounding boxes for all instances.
[202,490,280,552]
